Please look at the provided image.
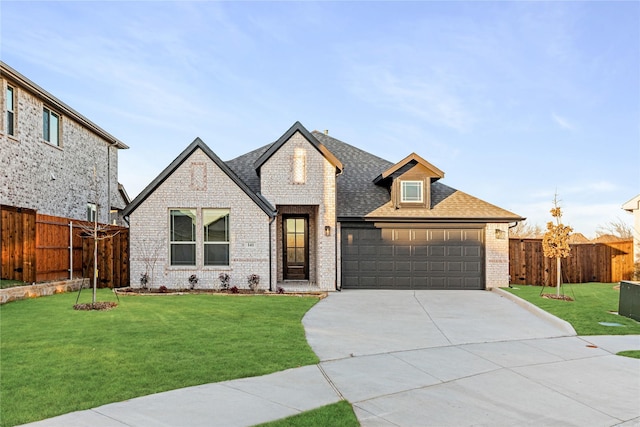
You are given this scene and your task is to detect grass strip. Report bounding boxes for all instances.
[0,289,320,427]
[503,282,640,335]
[256,401,359,427]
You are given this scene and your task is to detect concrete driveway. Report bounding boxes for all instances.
[23,289,640,427]
[303,290,640,427]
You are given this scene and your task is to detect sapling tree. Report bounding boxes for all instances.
[542,194,573,297]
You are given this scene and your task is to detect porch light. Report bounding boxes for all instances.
[495,229,506,240]
[324,226,331,237]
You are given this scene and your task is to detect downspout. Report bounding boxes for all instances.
[268,214,276,292]
[335,167,343,291]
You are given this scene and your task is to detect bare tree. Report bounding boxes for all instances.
[75,217,121,304]
[510,221,543,238]
[138,237,164,289]
[596,217,633,239]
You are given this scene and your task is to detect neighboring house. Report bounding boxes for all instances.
[623,194,640,264]
[123,122,523,291]
[0,62,129,224]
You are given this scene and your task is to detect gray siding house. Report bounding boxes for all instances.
[0,62,129,223]
[124,122,523,291]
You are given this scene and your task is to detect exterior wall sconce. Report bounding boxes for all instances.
[324,226,331,237]
[495,229,506,240]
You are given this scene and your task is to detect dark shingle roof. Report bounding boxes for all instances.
[311,131,393,218]
[226,129,522,222]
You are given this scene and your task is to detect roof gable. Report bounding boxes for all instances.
[373,152,444,185]
[253,122,343,174]
[623,194,640,212]
[123,138,276,217]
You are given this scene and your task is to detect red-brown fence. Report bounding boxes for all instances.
[509,238,634,286]
[1,205,129,287]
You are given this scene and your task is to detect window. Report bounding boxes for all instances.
[401,181,423,203]
[6,86,15,136]
[203,209,230,266]
[87,203,97,222]
[292,147,306,184]
[43,107,60,146]
[170,209,196,265]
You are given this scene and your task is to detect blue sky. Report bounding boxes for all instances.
[2,1,638,237]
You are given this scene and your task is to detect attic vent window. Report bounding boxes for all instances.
[401,181,423,203]
[292,147,306,184]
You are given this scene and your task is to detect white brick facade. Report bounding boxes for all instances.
[485,222,510,288]
[128,148,271,290]
[260,131,338,291]
[1,67,124,223]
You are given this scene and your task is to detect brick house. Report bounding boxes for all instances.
[623,194,640,266]
[0,62,129,223]
[123,122,523,291]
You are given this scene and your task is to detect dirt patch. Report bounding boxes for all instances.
[114,287,326,298]
[73,302,118,311]
[541,293,574,301]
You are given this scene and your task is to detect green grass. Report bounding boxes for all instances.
[256,401,359,427]
[617,350,640,359]
[0,289,320,427]
[0,279,27,289]
[503,283,640,336]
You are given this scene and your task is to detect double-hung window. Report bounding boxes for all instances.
[6,86,15,136]
[401,181,423,203]
[204,209,230,266]
[170,209,196,266]
[43,107,60,146]
[87,203,97,222]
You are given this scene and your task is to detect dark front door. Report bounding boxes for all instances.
[284,216,308,280]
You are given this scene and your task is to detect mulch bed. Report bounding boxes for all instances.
[541,293,574,301]
[73,302,118,311]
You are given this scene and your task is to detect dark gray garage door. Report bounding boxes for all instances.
[341,226,484,290]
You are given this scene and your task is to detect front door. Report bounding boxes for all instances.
[284,216,308,280]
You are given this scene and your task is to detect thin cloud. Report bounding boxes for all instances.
[552,112,575,130]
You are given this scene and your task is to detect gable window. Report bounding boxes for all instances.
[203,209,230,266]
[170,209,196,265]
[6,86,15,136]
[401,181,423,203]
[292,147,306,184]
[87,202,97,222]
[43,107,60,146]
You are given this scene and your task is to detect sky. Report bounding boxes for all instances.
[2,1,638,237]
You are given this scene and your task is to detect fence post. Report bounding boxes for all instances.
[69,221,73,280]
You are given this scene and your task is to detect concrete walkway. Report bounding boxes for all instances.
[23,290,640,427]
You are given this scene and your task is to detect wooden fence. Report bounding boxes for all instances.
[509,238,634,286]
[1,205,129,287]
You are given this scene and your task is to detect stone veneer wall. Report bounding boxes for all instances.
[0,278,87,304]
[485,222,510,288]
[259,131,337,291]
[128,148,271,290]
[0,77,121,223]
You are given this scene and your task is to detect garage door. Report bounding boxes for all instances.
[341,226,484,290]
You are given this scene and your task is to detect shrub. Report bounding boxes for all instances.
[229,286,239,294]
[140,273,149,289]
[277,286,285,294]
[158,285,168,293]
[219,273,231,290]
[247,274,260,292]
[188,274,198,290]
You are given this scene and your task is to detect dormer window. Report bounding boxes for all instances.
[401,181,423,203]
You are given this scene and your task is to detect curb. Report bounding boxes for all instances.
[491,287,577,336]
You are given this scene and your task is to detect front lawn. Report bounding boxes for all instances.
[503,283,640,335]
[0,289,320,427]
